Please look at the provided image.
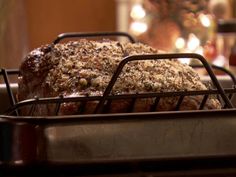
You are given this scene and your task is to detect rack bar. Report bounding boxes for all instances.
[78,101,87,114]
[127,98,137,113]
[5,88,236,115]
[192,64,236,86]
[175,96,185,111]
[1,69,18,116]
[199,95,209,110]
[53,32,136,44]
[150,97,160,112]
[1,69,16,107]
[94,53,234,114]
[1,53,236,116]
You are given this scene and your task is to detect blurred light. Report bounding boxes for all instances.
[213,55,226,67]
[195,46,204,55]
[199,14,211,27]
[130,21,148,35]
[14,160,24,165]
[175,37,186,49]
[130,4,146,20]
[179,58,190,65]
[187,33,200,51]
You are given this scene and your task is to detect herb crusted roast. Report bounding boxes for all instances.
[18,39,221,115]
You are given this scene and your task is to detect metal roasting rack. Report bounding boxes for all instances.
[1,32,236,116]
[1,32,236,176]
[1,57,236,116]
[1,66,234,115]
[1,55,236,116]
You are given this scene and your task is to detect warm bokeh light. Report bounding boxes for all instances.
[213,55,226,67]
[195,46,204,55]
[187,33,200,51]
[130,4,146,20]
[179,58,191,65]
[175,37,186,49]
[199,14,211,27]
[130,21,148,35]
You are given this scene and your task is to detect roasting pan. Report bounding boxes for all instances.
[1,32,236,177]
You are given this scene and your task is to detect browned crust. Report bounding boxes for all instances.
[18,39,221,116]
